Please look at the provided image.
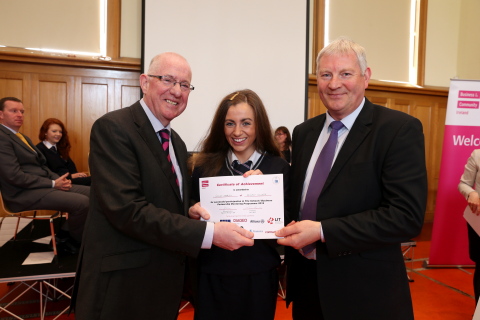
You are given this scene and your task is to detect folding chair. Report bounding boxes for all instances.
[0,191,62,256]
[402,241,417,282]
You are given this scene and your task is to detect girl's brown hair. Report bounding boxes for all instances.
[191,89,280,177]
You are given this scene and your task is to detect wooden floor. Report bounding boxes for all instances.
[3,222,477,320]
[176,221,477,320]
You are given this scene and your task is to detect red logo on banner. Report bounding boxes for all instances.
[202,180,209,187]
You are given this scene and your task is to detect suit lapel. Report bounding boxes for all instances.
[130,103,182,201]
[324,100,374,190]
[299,115,325,179]
[8,129,37,155]
[291,115,326,215]
[170,129,190,214]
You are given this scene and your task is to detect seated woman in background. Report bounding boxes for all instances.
[36,118,91,186]
[188,89,290,320]
[274,126,292,164]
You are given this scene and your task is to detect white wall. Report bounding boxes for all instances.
[424,0,460,87]
[120,0,141,58]
[1,0,479,89]
[0,0,100,54]
[143,0,308,151]
[457,0,480,82]
[328,0,411,83]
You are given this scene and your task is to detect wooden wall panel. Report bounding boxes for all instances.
[37,82,68,124]
[0,60,140,185]
[75,79,109,172]
[0,72,30,136]
[393,99,411,114]
[32,76,73,147]
[307,83,326,118]
[0,78,24,101]
[115,79,141,109]
[367,96,388,108]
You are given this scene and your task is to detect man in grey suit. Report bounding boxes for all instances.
[276,38,427,319]
[72,52,254,320]
[0,97,90,245]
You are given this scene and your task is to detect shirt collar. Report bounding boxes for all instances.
[325,97,365,130]
[140,98,171,132]
[1,124,17,134]
[43,140,55,149]
[227,149,262,166]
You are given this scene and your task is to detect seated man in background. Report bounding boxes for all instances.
[0,97,90,252]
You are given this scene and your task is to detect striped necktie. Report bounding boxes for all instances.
[232,160,253,175]
[15,132,35,152]
[159,129,179,186]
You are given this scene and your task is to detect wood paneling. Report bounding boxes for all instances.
[0,60,140,175]
[115,79,142,109]
[308,81,448,222]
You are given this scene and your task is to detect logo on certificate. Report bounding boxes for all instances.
[272,176,280,184]
[201,180,209,188]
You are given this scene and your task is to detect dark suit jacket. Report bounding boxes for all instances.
[72,101,207,320]
[35,142,77,176]
[286,98,427,319]
[35,142,90,186]
[0,125,59,211]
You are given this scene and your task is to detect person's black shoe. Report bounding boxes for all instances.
[55,230,71,244]
[56,240,79,256]
[52,232,80,256]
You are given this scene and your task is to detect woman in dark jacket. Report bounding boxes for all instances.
[188,89,290,320]
[36,118,90,186]
[274,126,292,164]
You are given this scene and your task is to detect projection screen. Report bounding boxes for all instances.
[142,0,309,151]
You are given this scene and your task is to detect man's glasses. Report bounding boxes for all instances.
[148,75,195,92]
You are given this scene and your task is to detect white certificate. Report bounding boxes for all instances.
[199,174,284,239]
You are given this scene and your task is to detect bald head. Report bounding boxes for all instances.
[140,52,193,126]
[148,52,192,80]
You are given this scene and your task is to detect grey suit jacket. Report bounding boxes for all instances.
[458,149,480,262]
[286,98,427,319]
[0,125,59,211]
[73,101,207,320]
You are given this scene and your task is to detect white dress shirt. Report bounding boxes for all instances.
[299,98,365,258]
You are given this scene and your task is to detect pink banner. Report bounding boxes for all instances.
[429,126,480,265]
[429,79,480,266]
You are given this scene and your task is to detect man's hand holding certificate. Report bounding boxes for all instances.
[199,174,284,239]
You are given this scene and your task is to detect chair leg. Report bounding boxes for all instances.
[49,218,57,256]
[14,217,21,240]
[29,211,38,235]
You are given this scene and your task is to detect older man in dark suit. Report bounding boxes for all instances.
[72,52,254,320]
[276,38,428,319]
[0,97,90,247]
